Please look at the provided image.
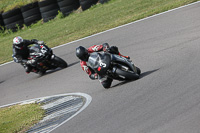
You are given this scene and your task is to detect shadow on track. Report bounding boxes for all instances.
[67,61,79,67]
[0,81,5,84]
[111,81,131,88]
[38,61,80,76]
[111,69,159,88]
[140,69,159,79]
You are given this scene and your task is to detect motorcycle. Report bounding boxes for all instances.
[26,43,68,75]
[87,51,141,81]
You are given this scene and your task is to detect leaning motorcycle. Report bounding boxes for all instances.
[26,43,68,75]
[87,51,141,81]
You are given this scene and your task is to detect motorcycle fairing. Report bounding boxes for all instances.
[88,52,111,75]
[110,54,134,71]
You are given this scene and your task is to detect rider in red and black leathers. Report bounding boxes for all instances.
[12,36,44,73]
[76,43,130,88]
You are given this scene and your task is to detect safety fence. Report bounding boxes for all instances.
[0,0,109,31]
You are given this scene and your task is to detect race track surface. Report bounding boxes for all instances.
[1,2,200,133]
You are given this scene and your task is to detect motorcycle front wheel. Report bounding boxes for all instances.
[52,56,68,68]
[115,67,139,80]
[136,67,141,75]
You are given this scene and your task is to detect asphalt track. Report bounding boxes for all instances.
[1,2,200,133]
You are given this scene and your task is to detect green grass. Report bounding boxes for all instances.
[0,0,39,13]
[0,104,45,133]
[0,0,199,64]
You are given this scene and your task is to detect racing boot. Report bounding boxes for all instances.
[24,65,32,74]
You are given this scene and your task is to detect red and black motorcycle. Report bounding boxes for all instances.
[27,43,67,75]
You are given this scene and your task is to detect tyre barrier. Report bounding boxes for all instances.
[2,8,24,31]
[99,0,110,4]
[21,2,42,26]
[0,14,4,30]
[0,0,107,31]
[38,0,60,22]
[57,0,80,16]
[79,0,98,11]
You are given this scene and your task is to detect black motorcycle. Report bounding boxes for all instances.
[87,52,141,81]
[27,43,68,75]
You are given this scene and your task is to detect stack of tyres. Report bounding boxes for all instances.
[21,2,42,26]
[79,0,98,11]
[99,0,110,4]
[57,0,80,16]
[0,14,4,30]
[39,0,60,22]
[2,8,24,31]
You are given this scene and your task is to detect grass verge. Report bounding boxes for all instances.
[0,0,199,64]
[0,104,45,133]
[0,0,39,13]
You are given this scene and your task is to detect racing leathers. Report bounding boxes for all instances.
[80,43,129,88]
[12,39,44,73]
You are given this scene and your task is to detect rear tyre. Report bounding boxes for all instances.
[52,56,68,68]
[38,70,46,76]
[115,68,139,80]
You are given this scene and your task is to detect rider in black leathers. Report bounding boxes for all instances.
[12,36,44,73]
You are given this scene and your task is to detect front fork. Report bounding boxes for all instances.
[111,60,137,75]
[130,61,137,74]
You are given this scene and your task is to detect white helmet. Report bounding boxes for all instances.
[13,36,23,49]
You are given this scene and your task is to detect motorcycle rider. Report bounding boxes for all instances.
[12,36,44,73]
[76,43,131,88]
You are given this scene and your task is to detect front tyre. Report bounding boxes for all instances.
[52,56,68,68]
[115,68,139,80]
[136,67,141,75]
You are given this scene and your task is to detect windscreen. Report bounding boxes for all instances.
[88,52,100,69]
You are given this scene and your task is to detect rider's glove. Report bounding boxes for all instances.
[38,41,44,45]
[26,59,36,65]
[107,46,119,54]
[89,73,98,80]
[31,39,44,45]
[102,43,110,52]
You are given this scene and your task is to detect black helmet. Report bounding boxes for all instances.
[76,46,90,61]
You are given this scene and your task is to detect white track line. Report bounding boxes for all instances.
[0,92,91,108]
[1,1,200,67]
[0,93,92,133]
